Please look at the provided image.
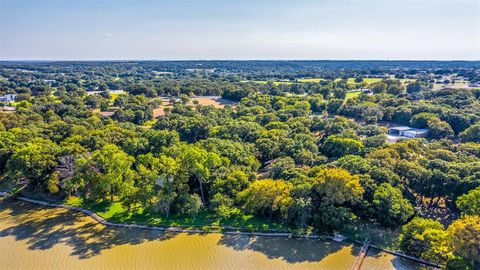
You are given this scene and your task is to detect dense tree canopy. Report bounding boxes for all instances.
[1,61,479,268]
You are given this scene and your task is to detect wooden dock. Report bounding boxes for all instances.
[351,239,370,270]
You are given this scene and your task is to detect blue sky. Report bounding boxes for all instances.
[1,0,479,60]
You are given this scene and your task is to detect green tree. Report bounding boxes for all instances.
[410,113,437,129]
[239,179,293,220]
[334,155,371,174]
[373,183,414,227]
[84,94,103,109]
[456,187,480,215]
[180,193,203,219]
[100,100,109,112]
[7,138,60,188]
[287,183,313,228]
[448,215,480,268]
[406,81,426,93]
[144,129,180,153]
[400,217,450,264]
[212,170,250,199]
[69,144,135,202]
[135,153,178,208]
[387,84,405,95]
[287,196,312,229]
[460,123,480,143]
[154,191,175,217]
[176,145,224,204]
[394,107,413,125]
[311,168,364,230]
[47,171,60,193]
[326,99,344,114]
[313,168,364,205]
[427,118,454,140]
[268,157,299,180]
[441,112,471,134]
[322,135,364,158]
[370,82,388,94]
[354,77,364,83]
[0,131,16,174]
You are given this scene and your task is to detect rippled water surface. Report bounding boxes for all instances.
[0,199,424,270]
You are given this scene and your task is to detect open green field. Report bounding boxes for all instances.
[399,78,416,84]
[346,78,382,84]
[346,91,362,99]
[297,78,327,83]
[62,196,400,249]
[432,80,471,90]
[247,77,415,86]
[246,80,295,85]
[64,196,289,232]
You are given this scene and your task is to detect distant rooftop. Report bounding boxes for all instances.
[388,126,412,131]
[404,129,429,135]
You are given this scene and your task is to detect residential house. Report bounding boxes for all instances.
[0,94,17,102]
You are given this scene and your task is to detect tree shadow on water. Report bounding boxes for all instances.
[0,199,177,259]
[217,234,347,264]
[391,256,430,270]
[365,248,429,270]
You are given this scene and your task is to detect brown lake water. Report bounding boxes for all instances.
[0,199,425,270]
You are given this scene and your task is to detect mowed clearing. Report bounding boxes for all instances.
[191,96,237,108]
[249,77,416,86]
[153,96,236,117]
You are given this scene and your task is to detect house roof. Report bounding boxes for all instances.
[404,129,429,135]
[388,126,412,131]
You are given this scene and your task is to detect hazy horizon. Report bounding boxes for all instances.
[1,0,479,61]
[1,59,480,62]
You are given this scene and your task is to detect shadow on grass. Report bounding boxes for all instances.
[81,199,113,213]
[0,199,177,259]
[340,220,401,250]
[107,209,217,227]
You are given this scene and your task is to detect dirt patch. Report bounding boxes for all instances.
[153,106,172,117]
[99,111,115,117]
[190,96,237,109]
[153,96,237,117]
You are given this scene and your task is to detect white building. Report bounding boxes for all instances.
[388,126,429,138]
[0,94,17,102]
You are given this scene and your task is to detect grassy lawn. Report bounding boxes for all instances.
[64,196,402,249]
[110,93,124,102]
[246,77,413,86]
[297,78,326,83]
[346,78,383,85]
[143,118,158,126]
[433,81,471,90]
[298,77,383,85]
[345,91,362,99]
[247,80,295,85]
[399,78,416,84]
[64,196,289,232]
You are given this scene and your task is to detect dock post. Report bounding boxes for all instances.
[351,239,370,270]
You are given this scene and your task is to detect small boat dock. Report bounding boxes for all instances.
[351,239,371,270]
